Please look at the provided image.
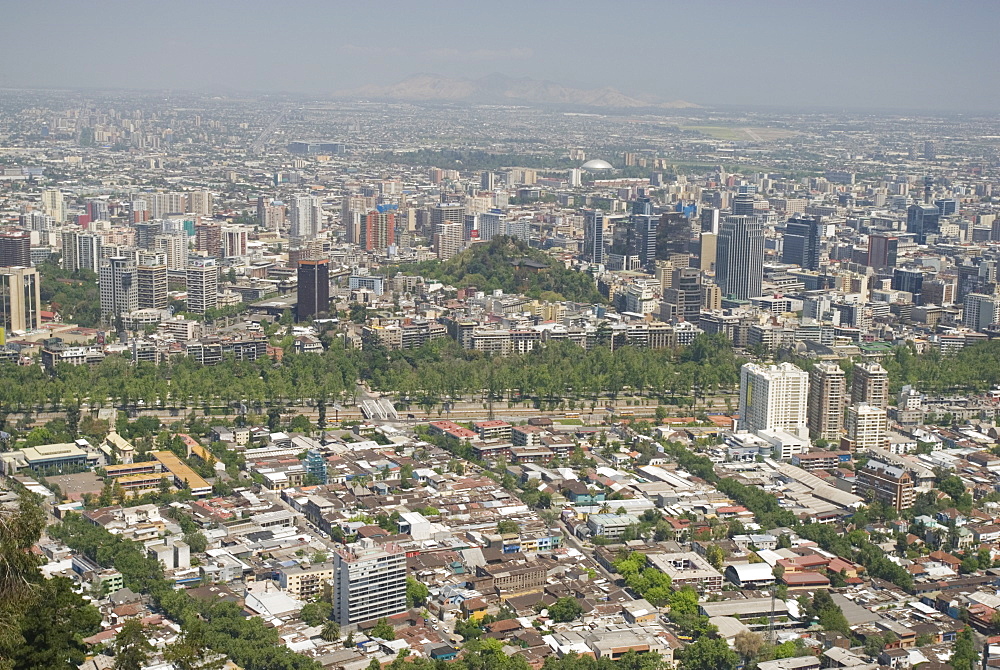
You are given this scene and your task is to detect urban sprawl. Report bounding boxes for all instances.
[2,89,1000,670]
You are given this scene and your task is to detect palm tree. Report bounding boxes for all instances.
[321,621,340,642]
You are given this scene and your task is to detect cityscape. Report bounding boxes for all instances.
[4,3,1000,670]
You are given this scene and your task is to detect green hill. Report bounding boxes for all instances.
[396,236,603,303]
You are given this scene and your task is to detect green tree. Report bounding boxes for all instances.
[5,577,101,670]
[548,597,584,623]
[705,544,725,570]
[950,627,977,670]
[163,621,225,670]
[113,619,154,670]
[321,621,340,643]
[681,637,738,670]
[184,531,208,554]
[300,601,333,627]
[497,520,520,534]
[406,576,430,608]
[370,618,395,640]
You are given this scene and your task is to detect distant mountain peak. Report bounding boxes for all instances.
[338,73,699,109]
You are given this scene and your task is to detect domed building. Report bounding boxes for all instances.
[580,159,613,171]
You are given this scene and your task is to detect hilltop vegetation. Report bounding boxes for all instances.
[395,236,604,303]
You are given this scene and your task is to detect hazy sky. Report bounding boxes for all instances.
[3,0,999,111]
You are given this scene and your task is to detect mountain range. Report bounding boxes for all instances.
[337,73,699,109]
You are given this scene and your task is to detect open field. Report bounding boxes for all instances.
[681,125,800,141]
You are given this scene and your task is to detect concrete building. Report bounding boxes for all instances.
[857,459,914,511]
[845,403,887,452]
[739,362,810,440]
[851,362,889,409]
[808,362,846,442]
[717,214,764,300]
[99,256,138,318]
[0,266,41,333]
[583,209,606,265]
[186,258,218,314]
[331,540,407,625]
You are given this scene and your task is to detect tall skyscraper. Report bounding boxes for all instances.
[297,259,330,320]
[136,253,168,310]
[478,211,504,242]
[195,223,222,258]
[62,231,103,273]
[86,199,110,222]
[290,195,323,240]
[664,267,701,322]
[332,540,407,625]
[0,231,31,268]
[480,171,496,191]
[186,258,218,314]
[361,207,396,251]
[846,403,888,452]
[583,209,605,265]
[808,362,846,442]
[99,257,138,319]
[135,221,163,251]
[700,207,721,234]
[154,232,188,271]
[907,203,940,244]
[731,187,758,216]
[782,215,824,270]
[433,223,462,260]
[739,362,810,440]
[851,362,889,409]
[634,214,659,267]
[0,266,41,333]
[964,293,1000,331]
[867,233,898,270]
[716,215,764,300]
[41,189,64,223]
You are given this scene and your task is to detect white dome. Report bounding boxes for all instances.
[581,159,613,170]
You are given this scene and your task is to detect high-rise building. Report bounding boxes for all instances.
[99,257,138,319]
[297,259,330,320]
[716,215,764,300]
[857,459,914,511]
[187,190,213,216]
[433,223,462,260]
[361,207,396,251]
[700,207,721,234]
[61,231,103,273]
[195,223,221,258]
[41,189,64,223]
[738,362,809,440]
[634,214,659,267]
[808,362,846,441]
[731,188,758,216]
[0,266,41,333]
[891,268,925,302]
[221,226,248,258]
[135,221,163,251]
[480,171,496,191]
[867,233,898,270]
[154,232,188,271]
[290,195,323,240]
[583,209,605,265]
[478,211,504,242]
[136,253,168,310]
[0,231,31,268]
[186,259,218,314]
[664,267,701,322]
[782,215,824,270]
[845,403,887,452]
[86,199,110,222]
[964,293,1000,331]
[130,198,150,224]
[851,362,889,409]
[332,540,407,625]
[907,204,940,244]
